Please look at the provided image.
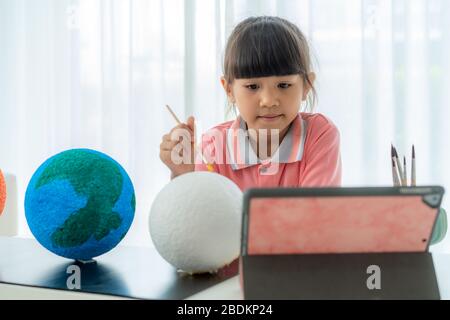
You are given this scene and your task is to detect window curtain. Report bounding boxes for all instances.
[1,0,450,251]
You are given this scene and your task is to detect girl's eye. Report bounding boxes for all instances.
[278,83,291,89]
[245,84,259,90]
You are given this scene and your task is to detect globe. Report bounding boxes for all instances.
[25,149,135,261]
[149,172,242,274]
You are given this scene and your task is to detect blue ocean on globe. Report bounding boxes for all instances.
[25,149,135,260]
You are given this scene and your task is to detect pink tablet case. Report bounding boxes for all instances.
[247,196,439,255]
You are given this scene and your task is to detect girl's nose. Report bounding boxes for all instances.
[259,88,280,108]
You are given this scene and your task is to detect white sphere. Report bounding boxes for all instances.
[149,172,243,274]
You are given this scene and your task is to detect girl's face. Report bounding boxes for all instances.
[221,74,315,138]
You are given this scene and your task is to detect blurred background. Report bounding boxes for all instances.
[1,0,449,251]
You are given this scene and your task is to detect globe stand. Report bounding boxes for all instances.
[75,259,97,265]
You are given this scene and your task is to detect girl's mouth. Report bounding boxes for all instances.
[258,114,283,121]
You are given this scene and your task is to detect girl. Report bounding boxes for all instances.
[159,15,446,246]
[160,16,341,191]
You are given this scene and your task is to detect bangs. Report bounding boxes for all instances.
[226,19,305,80]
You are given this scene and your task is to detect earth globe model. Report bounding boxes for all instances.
[25,149,135,261]
[0,169,6,215]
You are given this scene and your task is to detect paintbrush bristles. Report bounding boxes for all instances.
[390,143,416,187]
[392,146,404,185]
[403,156,407,185]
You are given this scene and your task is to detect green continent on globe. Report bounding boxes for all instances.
[35,150,124,248]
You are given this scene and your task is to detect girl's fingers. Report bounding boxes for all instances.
[161,119,195,154]
[170,123,192,135]
[160,150,183,165]
[186,116,195,131]
[160,145,183,160]
[186,116,196,142]
[160,139,180,151]
[161,138,194,156]
[165,116,195,135]
[170,126,194,143]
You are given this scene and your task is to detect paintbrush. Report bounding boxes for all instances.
[165,105,214,172]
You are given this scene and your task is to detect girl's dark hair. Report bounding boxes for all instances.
[224,16,316,112]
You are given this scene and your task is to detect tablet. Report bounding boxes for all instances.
[241,186,445,255]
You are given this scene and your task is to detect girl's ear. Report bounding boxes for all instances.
[302,72,316,101]
[221,76,235,103]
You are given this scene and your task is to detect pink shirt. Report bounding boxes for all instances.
[195,112,342,191]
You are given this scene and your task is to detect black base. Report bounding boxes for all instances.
[242,252,440,300]
[0,237,238,299]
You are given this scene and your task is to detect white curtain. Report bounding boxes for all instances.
[1,0,450,251]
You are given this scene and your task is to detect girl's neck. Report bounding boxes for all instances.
[247,124,291,160]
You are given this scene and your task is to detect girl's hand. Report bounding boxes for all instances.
[159,116,196,178]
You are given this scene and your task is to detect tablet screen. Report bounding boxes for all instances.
[247,195,439,254]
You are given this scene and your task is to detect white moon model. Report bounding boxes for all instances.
[149,171,243,274]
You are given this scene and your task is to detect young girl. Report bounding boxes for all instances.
[159,15,448,246]
[160,16,341,191]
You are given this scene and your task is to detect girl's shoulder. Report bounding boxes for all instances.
[300,112,340,151]
[300,112,339,136]
[208,119,235,132]
[300,112,336,126]
[199,119,235,145]
[201,119,236,138]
